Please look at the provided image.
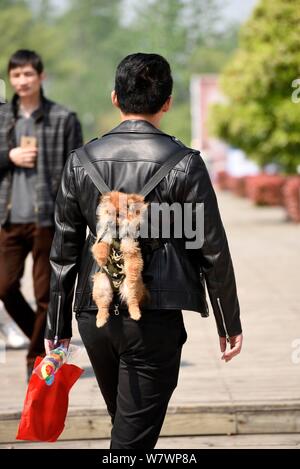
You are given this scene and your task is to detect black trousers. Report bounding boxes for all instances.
[77,308,187,449]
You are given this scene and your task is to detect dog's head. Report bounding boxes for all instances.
[97,191,148,238]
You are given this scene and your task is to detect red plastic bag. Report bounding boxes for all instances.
[16,356,83,442]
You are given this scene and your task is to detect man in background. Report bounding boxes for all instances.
[0,49,83,379]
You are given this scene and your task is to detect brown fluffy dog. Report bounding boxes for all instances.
[92,191,149,327]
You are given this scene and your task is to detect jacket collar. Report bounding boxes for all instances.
[103,119,165,136]
[11,89,48,122]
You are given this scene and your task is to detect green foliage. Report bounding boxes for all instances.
[0,0,239,143]
[210,0,300,174]
[49,0,126,138]
[105,0,235,143]
[161,102,191,146]
[0,1,68,98]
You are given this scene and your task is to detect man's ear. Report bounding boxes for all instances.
[162,96,172,113]
[39,71,46,83]
[111,90,120,109]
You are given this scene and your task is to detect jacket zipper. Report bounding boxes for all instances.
[113,303,120,315]
[199,271,209,317]
[6,172,13,218]
[217,297,230,343]
[34,179,39,220]
[54,294,62,345]
[112,288,120,315]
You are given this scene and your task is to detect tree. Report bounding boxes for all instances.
[209,0,300,174]
[51,0,129,139]
[0,0,71,100]
[0,0,239,144]
[52,0,228,142]
[128,0,229,143]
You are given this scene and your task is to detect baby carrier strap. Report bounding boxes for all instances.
[75,144,194,197]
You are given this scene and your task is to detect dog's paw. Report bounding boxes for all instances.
[129,308,141,321]
[96,314,108,328]
[92,242,110,266]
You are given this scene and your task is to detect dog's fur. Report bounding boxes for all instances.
[92,191,149,327]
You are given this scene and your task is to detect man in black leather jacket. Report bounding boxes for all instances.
[45,53,242,449]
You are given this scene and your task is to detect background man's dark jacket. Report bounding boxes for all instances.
[45,120,242,341]
[0,93,83,226]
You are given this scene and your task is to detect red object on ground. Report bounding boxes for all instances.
[16,356,83,442]
[216,170,230,190]
[245,174,286,206]
[227,176,248,197]
[283,176,300,222]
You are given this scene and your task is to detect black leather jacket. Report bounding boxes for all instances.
[45,120,242,341]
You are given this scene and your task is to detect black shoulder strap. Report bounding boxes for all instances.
[75,145,194,197]
[75,146,111,193]
[140,147,193,198]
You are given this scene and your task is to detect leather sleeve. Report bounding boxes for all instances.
[184,151,242,338]
[45,152,87,340]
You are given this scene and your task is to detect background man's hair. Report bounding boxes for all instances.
[8,49,44,75]
[115,53,173,115]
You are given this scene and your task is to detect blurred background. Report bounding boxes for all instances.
[0,0,255,142]
[2,0,300,215]
[1,0,300,448]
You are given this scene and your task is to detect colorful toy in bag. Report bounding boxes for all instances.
[33,345,67,386]
[16,346,84,442]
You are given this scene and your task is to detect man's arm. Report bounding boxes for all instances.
[45,151,87,343]
[0,148,14,170]
[63,112,83,162]
[0,116,13,170]
[184,152,242,351]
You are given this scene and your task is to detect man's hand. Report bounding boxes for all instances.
[44,338,71,355]
[9,146,37,168]
[219,333,243,362]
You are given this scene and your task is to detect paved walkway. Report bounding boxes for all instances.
[2,434,300,449]
[1,190,300,445]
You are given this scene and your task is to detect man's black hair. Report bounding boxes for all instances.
[7,49,44,75]
[115,53,173,115]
